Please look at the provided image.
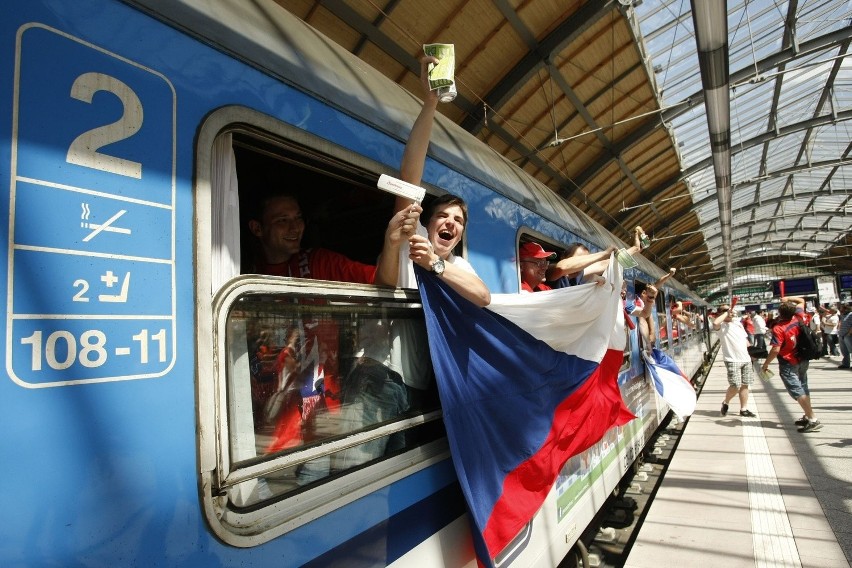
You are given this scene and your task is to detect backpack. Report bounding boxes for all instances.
[795,321,822,361]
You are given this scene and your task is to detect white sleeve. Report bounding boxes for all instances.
[448,254,477,275]
[398,224,478,286]
[397,224,426,289]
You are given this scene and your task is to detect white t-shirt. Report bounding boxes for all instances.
[397,224,476,288]
[719,320,751,363]
[751,314,767,335]
[823,313,839,335]
[809,313,821,331]
[393,224,477,389]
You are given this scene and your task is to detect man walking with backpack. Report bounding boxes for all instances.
[760,296,822,433]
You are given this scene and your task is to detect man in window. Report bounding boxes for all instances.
[247,191,419,285]
[246,192,420,481]
[634,284,659,353]
[518,242,556,292]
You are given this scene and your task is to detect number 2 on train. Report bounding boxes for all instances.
[65,71,144,179]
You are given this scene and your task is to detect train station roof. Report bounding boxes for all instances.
[278,0,852,299]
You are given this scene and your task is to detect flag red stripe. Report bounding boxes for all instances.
[482,349,635,556]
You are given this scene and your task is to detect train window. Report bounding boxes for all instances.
[516,236,558,292]
[519,235,633,371]
[656,291,668,349]
[219,284,441,506]
[517,236,613,291]
[620,323,631,372]
[197,107,452,544]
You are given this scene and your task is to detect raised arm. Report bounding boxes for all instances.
[624,226,643,255]
[395,56,439,213]
[391,56,490,306]
[711,307,729,331]
[547,245,617,280]
[653,267,676,289]
[780,296,806,309]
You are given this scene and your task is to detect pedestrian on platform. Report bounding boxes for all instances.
[837,303,852,369]
[712,304,755,418]
[761,297,822,433]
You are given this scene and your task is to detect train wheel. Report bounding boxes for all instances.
[558,538,589,568]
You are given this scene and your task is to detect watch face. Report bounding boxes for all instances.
[432,258,445,275]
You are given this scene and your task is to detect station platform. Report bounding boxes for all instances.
[625,354,851,568]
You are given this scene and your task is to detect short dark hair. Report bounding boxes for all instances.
[561,242,589,259]
[248,191,300,223]
[778,301,797,319]
[423,194,468,226]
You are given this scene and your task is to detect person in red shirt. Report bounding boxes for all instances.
[518,242,556,292]
[247,191,420,472]
[248,192,419,284]
[761,296,821,433]
[741,311,755,344]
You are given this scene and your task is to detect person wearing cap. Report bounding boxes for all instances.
[519,242,556,292]
[762,296,822,432]
[712,304,756,418]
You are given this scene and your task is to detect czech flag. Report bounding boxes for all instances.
[415,256,634,567]
[643,348,696,419]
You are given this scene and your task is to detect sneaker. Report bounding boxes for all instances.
[720,402,729,416]
[794,415,808,426]
[739,409,756,417]
[797,419,822,433]
[838,365,851,369]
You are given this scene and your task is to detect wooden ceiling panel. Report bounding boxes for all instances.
[433,1,518,94]
[358,41,410,83]
[274,0,316,20]
[274,0,781,290]
[518,0,585,39]
[300,4,365,51]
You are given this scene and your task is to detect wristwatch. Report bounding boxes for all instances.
[430,257,445,276]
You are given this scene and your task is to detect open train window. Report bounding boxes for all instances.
[233,135,393,273]
[517,234,631,372]
[632,279,666,351]
[655,291,668,350]
[196,106,451,545]
[516,236,613,291]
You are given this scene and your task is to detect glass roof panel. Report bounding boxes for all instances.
[731,144,765,182]
[633,0,851,283]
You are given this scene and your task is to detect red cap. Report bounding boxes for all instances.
[519,242,556,260]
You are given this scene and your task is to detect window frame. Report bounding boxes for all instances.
[516,231,632,372]
[195,105,452,547]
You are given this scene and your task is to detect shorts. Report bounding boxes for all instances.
[778,360,809,399]
[724,361,753,387]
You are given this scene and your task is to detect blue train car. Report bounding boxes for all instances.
[0,1,711,566]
